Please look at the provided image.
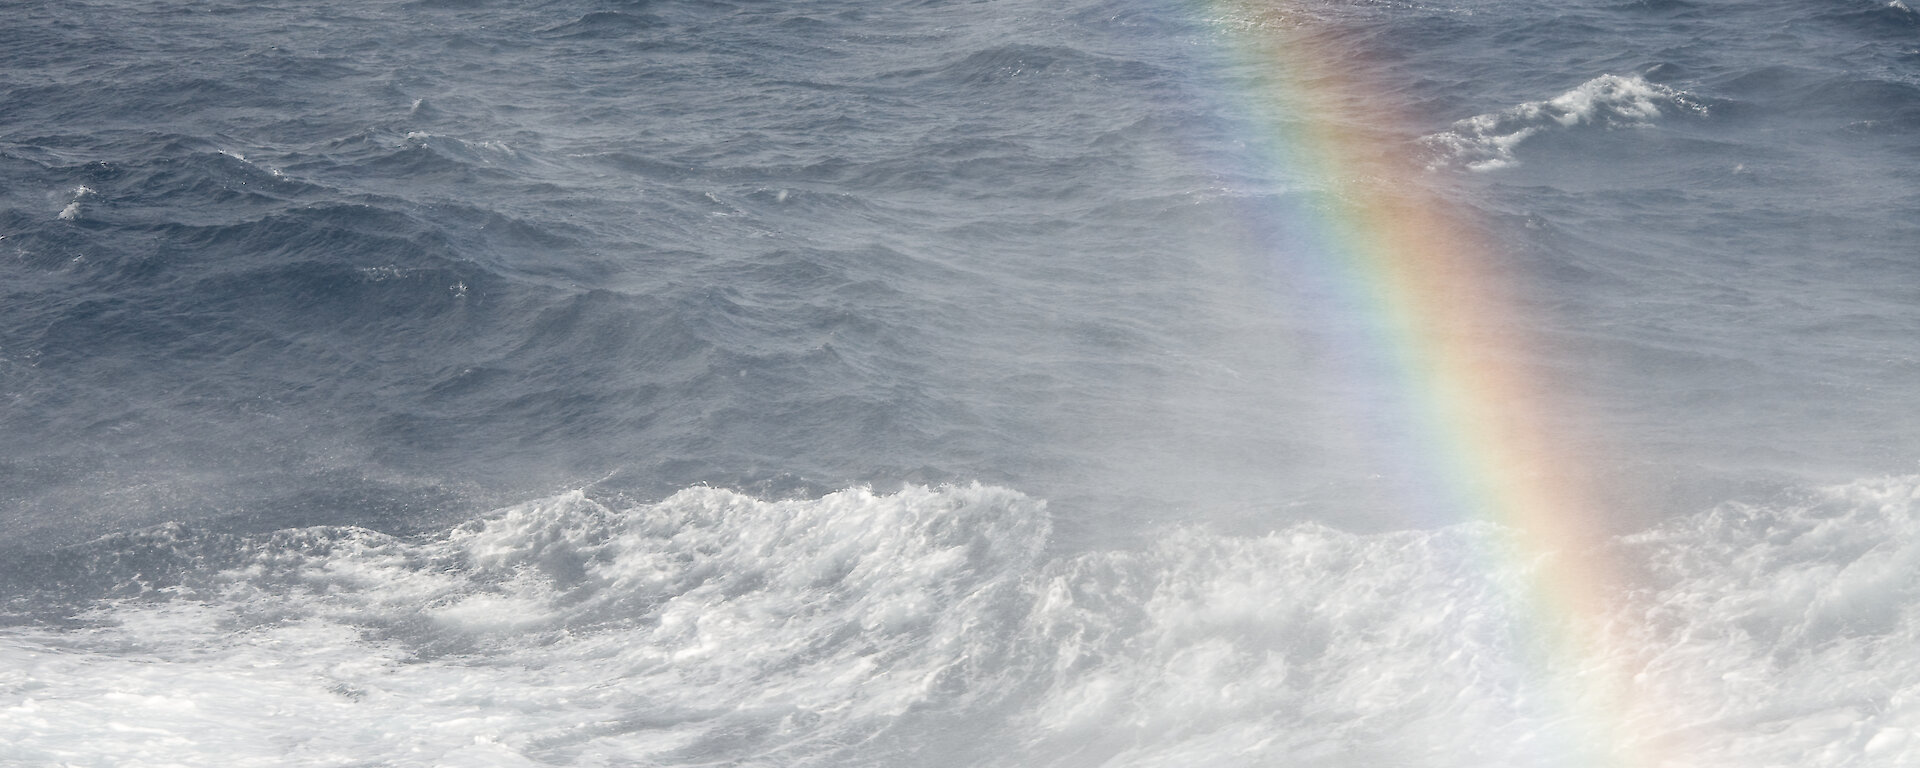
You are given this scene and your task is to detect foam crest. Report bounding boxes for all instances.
[56,184,94,221]
[8,479,1920,765]
[1617,475,1920,765]
[1423,74,1704,170]
[1016,524,1584,767]
[0,485,1049,767]
[1006,477,1920,767]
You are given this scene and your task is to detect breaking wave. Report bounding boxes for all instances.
[7,477,1920,766]
[1422,74,1706,170]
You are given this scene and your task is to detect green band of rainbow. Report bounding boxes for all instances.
[1203,3,1665,764]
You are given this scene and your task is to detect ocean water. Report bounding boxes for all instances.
[3,0,1919,765]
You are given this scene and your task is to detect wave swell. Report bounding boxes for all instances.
[7,477,1920,766]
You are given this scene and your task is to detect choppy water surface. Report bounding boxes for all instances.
[3,0,1919,764]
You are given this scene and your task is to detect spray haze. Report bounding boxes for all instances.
[3,0,1919,764]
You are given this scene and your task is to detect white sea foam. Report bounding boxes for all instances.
[0,485,1050,767]
[404,131,518,163]
[56,185,95,220]
[1613,476,1920,766]
[1422,74,1704,171]
[1018,475,1920,767]
[5,478,1920,766]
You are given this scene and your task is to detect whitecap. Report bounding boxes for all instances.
[1422,74,1705,171]
[8,478,1920,765]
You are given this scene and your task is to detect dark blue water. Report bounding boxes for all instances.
[4,0,1920,764]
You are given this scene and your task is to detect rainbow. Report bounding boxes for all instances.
[1204,2,1666,764]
